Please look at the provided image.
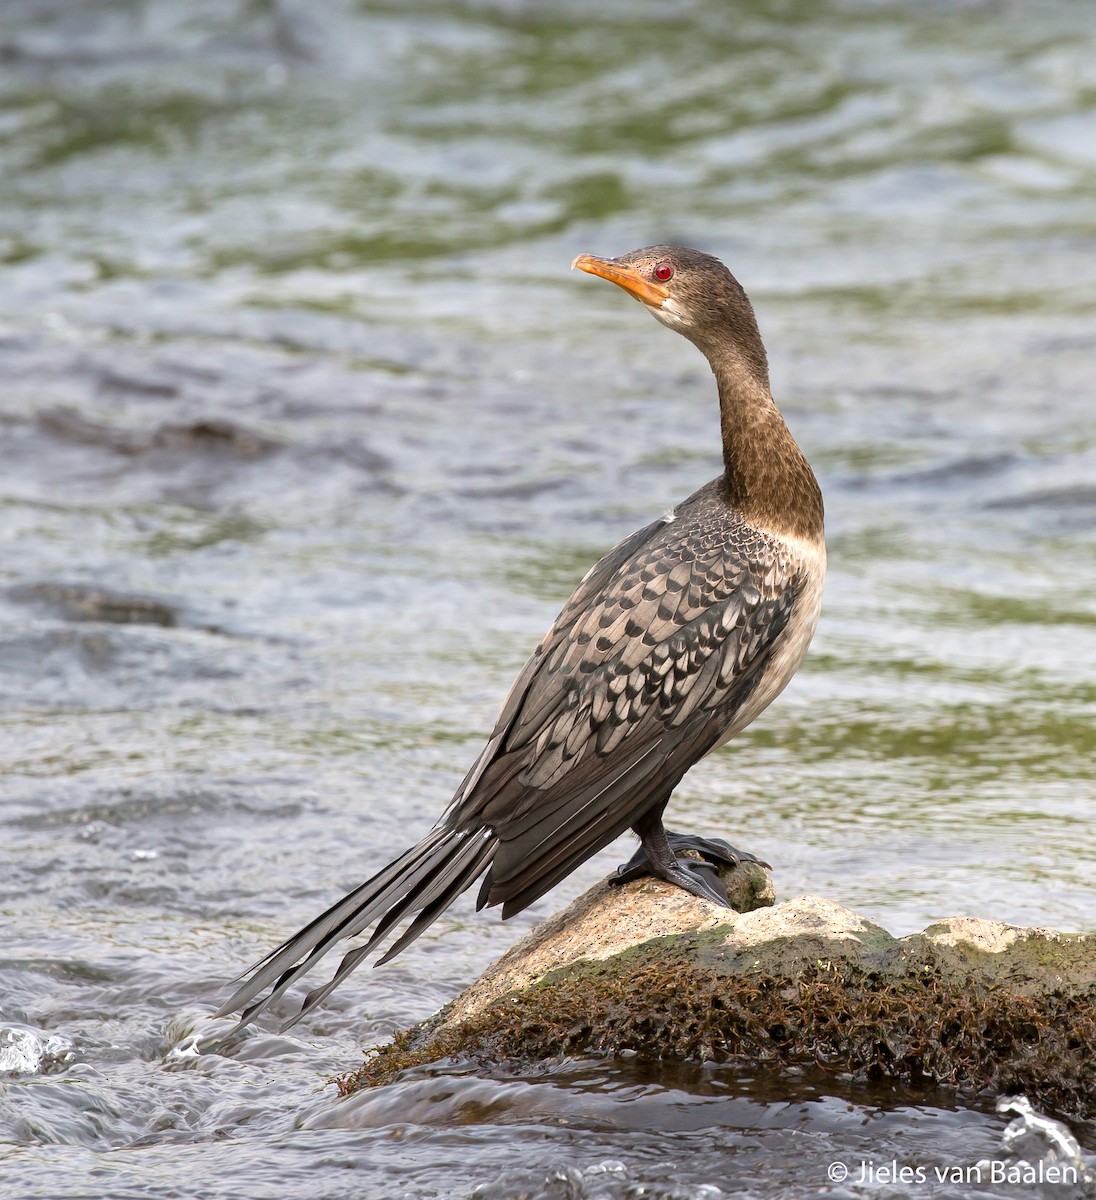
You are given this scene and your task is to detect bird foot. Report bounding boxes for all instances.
[610,831,770,908]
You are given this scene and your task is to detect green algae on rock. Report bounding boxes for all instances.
[340,867,1096,1120]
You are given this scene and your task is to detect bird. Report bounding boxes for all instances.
[217,245,826,1029]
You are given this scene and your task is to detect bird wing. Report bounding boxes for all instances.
[445,489,803,915]
[442,514,667,813]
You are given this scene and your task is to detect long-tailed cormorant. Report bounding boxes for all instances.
[217,246,826,1028]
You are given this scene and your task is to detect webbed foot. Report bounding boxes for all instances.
[610,829,770,908]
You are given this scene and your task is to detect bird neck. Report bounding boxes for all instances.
[712,351,824,542]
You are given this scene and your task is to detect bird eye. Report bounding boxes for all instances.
[654,262,674,282]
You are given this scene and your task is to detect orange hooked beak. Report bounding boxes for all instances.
[571,254,671,307]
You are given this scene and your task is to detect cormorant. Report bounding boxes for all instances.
[217,246,825,1028]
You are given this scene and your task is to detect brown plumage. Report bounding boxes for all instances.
[217,245,825,1028]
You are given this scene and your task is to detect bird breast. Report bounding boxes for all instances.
[715,530,826,747]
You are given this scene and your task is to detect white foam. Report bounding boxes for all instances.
[0,1025,76,1075]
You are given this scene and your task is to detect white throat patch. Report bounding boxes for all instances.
[648,296,693,330]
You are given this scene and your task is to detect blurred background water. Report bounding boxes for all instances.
[0,1,1094,1196]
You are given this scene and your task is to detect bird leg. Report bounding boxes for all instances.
[611,812,770,908]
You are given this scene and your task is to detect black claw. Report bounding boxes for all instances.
[664,857,731,907]
[611,829,770,905]
[612,831,769,885]
[665,830,771,871]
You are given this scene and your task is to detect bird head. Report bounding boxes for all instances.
[571,244,768,385]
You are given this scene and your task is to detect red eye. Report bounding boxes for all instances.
[654,262,674,282]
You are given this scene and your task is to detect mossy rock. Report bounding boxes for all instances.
[341,867,1096,1120]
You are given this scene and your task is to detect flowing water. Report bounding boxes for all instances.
[1,1,1095,1196]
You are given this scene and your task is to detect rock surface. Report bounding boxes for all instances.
[341,865,1096,1118]
[441,859,776,1029]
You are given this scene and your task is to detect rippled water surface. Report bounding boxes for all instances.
[1,1,1095,1196]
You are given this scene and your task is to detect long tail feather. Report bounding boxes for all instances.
[285,834,497,1029]
[217,826,497,1027]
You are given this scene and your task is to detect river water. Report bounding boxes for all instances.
[1,1,1094,1196]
